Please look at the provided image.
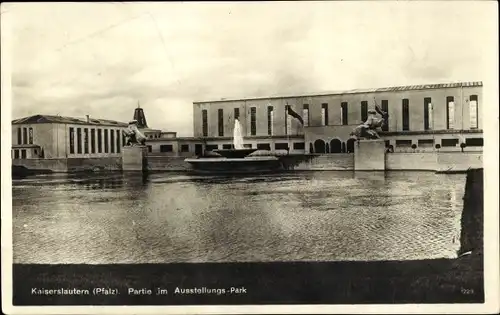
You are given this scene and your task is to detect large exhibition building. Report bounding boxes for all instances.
[192,81,483,154]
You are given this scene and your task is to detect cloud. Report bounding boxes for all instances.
[8,2,494,136]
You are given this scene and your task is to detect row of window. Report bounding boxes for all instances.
[16,127,34,145]
[147,137,483,155]
[149,143,306,153]
[12,149,27,159]
[391,137,484,147]
[311,137,484,154]
[69,127,125,155]
[202,95,479,136]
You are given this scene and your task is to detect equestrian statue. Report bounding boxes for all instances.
[350,98,389,140]
[124,120,147,146]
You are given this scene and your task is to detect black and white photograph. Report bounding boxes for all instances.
[1,1,499,314]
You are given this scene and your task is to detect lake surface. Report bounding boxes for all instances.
[12,171,465,264]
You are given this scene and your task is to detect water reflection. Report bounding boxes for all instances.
[12,171,466,264]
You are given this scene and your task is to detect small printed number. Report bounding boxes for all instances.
[461,288,474,295]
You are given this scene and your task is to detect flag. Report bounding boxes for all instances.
[286,105,304,125]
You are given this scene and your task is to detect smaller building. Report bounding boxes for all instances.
[12,114,129,160]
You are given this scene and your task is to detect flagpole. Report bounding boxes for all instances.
[285,102,289,153]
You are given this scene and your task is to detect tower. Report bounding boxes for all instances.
[133,101,148,129]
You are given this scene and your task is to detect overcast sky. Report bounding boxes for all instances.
[6,1,496,136]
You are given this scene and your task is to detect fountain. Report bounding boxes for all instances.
[184,119,283,174]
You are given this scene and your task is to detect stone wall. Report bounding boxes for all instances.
[386,153,438,171]
[385,152,482,172]
[284,154,354,171]
[147,155,193,171]
[12,158,68,172]
[436,152,483,172]
[67,157,121,172]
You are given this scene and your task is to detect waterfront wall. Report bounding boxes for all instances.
[12,157,121,173]
[386,152,482,172]
[12,151,483,173]
[147,155,192,171]
[284,154,353,170]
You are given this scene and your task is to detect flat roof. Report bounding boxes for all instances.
[12,114,128,127]
[193,81,483,104]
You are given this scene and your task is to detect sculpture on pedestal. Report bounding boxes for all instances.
[350,99,389,140]
[124,120,147,146]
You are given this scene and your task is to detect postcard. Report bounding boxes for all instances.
[2,1,499,314]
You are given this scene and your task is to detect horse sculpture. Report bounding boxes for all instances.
[124,120,147,146]
[350,100,389,140]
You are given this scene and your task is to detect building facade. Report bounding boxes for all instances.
[11,115,129,160]
[11,81,484,164]
[192,81,484,154]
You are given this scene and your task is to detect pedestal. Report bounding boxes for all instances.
[354,139,386,171]
[122,145,148,172]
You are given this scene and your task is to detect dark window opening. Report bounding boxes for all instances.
[69,127,75,154]
[181,144,190,152]
[396,139,412,147]
[234,108,240,120]
[104,129,109,153]
[465,138,483,146]
[116,130,121,153]
[14,150,19,159]
[257,143,271,150]
[218,109,224,136]
[160,145,173,152]
[341,102,348,125]
[321,103,329,126]
[330,139,342,153]
[23,127,28,144]
[97,129,102,153]
[90,129,96,154]
[206,144,218,151]
[250,107,257,136]
[361,101,368,122]
[202,109,208,137]
[110,130,115,153]
[195,144,203,156]
[293,142,305,150]
[275,143,289,150]
[442,138,459,147]
[314,139,326,153]
[381,100,389,131]
[84,128,89,154]
[77,128,82,154]
[402,99,410,131]
[21,149,27,159]
[418,139,435,146]
[147,145,152,153]
[222,144,232,150]
[17,128,22,145]
[384,140,391,148]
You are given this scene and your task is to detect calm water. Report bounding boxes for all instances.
[12,171,465,264]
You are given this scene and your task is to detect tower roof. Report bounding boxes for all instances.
[133,102,148,129]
